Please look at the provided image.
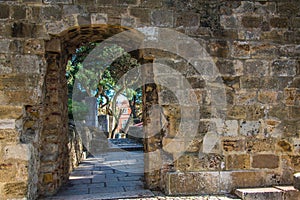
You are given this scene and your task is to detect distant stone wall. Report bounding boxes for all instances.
[0,0,299,199]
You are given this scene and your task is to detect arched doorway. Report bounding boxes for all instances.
[41,25,155,196]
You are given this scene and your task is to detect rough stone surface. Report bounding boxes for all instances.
[294,173,300,190]
[252,154,279,169]
[0,0,299,199]
[165,172,220,195]
[275,186,300,200]
[235,187,283,200]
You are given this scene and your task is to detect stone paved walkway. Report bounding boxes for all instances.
[44,141,241,200]
[46,150,151,199]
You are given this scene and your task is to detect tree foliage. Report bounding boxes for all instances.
[66,43,142,136]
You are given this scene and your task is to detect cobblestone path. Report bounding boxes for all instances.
[44,145,240,200]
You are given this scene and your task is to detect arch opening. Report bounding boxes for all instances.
[41,25,152,196]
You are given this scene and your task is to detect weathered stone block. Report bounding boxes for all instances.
[232,41,250,58]
[251,43,279,59]
[0,4,10,19]
[213,119,238,137]
[245,105,265,120]
[240,77,260,89]
[0,119,17,130]
[155,75,181,89]
[220,171,267,193]
[271,60,297,77]
[12,54,41,74]
[277,2,300,16]
[91,13,107,24]
[283,155,300,171]
[235,187,284,200]
[207,40,229,58]
[151,10,173,27]
[241,16,263,28]
[24,39,45,54]
[130,8,150,24]
[238,29,261,40]
[45,39,61,53]
[222,139,245,152]
[176,13,199,27]
[190,59,216,79]
[243,60,268,76]
[0,39,11,54]
[77,14,91,26]
[227,105,247,119]
[235,89,257,105]
[258,90,278,104]
[216,59,235,75]
[279,45,298,57]
[275,186,300,200]
[252,154,279,169]
[11,5,26,20]
[3,89,38,104]
[226,154,250,170]
[277,140,292,152]
[62,5,85,15]
[270,17,289,28]
[213,28,239,40]
[223,120,239,136]
[41,6,62,21]
[240,120,261,136]
[0,162,17,182]
[165,172,219,195]
[4,144,31,161]
[2,182,28,197]
[0,105,22,119]
[220,15,237,29]
[11,22,47,38]
[284,88,297,106]
[246,138,276,153]
[0,130,19,145]
[203,132,220,153]
[0,74,37,90]
[175,153,223,172]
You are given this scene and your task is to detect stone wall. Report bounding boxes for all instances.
[0,0,299,199]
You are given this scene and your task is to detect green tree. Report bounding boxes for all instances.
[66,43,142,137]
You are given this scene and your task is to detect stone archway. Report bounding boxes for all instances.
[40,25,153,196]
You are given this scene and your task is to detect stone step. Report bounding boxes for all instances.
[235,186,300,200]
[294,172,300,190]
